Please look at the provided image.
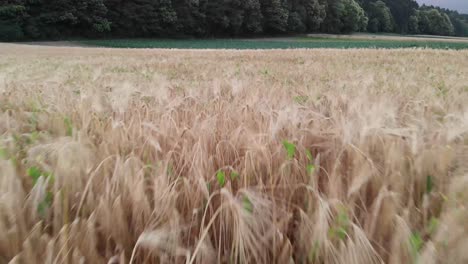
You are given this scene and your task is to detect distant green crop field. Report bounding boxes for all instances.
[79,38,468,50]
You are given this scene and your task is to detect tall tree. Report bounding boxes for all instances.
[226,0,245,35]
[172,0,207,36]
[322,0,367,33]
[381,0,418,33]
[321,0,345,33]
[286,0,326,32]
[421,5,468,37]
[341,0,367,32]
[303,0,326,31]
[106,0,176,37]
[242,0,263,33]
[418,8,454,36]
[408,13,419,33]
[367,0,393,32]
[261,0,289,33]
[2,0,467,41]
[0,1,26,40]
[204,0,230,34]
[21,0,109,39]
[157,0,178,34]
[203,0,246,35]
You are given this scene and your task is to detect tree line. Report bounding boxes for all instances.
[1,0,468,41]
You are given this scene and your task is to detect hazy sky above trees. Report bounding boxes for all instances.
[418,0,468,13]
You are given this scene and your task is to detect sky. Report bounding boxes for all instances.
[417,0,468,14]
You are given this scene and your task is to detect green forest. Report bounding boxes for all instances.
[1,0,468,41]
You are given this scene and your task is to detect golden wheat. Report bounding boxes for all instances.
[0,44,467,264]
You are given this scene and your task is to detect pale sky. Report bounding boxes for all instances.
[417,0,468,13]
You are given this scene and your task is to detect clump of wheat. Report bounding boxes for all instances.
[0,44,467,263]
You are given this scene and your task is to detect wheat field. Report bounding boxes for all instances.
[0,44,467,264]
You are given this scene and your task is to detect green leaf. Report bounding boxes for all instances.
[426,175,434,194]
[27,166,51,185]
[216,170,226,187]
[30,131,39,142]
[337,208,349,227]
[307,164,315,175]
[206,182,211,193]
[38,191,53,217]
[409,232,423,256]
[64,117,73,136]
[328,227,347,240]
[25,135,32,145]
[308,241,320,262]
[12,134,20,146]
[27,166,42,185]
[242,196,253,213]
[328,207,349,241]
[37,201,47,217]
[305,149,313,161]
[261,69,269,75]
[0,147,7,159]
[294,95,309,105]
[26,131,40,145]
[30,112,38,128]
[45,191,53,205]
[442,239,448,249]
[230,171,239,181]
[282,140,296,159]
[440,192,448,202]
[166,164,173,176]
[335,227,347,240]
[47,173,55,185]
[427,217,439,236]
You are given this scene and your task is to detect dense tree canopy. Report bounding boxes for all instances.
[417,8,454,36]
[366,1,394,32]
[381,0,418,33]
[1,0,467,41]
[320,0,367,33]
